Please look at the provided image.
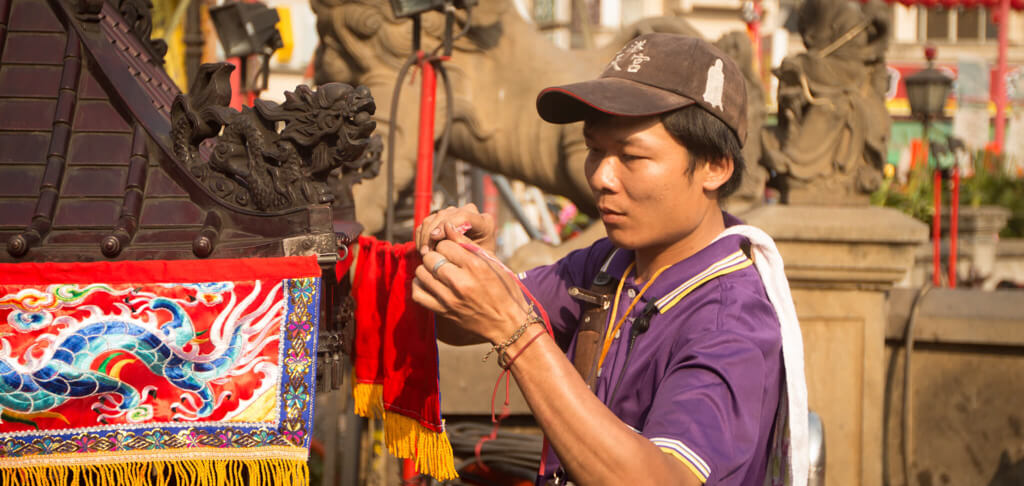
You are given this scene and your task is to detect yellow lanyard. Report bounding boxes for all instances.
[596,262,670,371]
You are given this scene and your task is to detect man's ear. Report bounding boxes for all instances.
[701,157,734,193]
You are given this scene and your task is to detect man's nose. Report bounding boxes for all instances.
[588,155,619,193]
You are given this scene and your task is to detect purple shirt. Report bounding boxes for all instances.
[521,221,783,485]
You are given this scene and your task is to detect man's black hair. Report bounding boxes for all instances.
[660,105,745,199]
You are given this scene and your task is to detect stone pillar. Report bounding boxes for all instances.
[942,205,1011,287]
[905,205,1011,288]
[742,205,928,486]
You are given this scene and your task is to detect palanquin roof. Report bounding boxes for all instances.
[0,0,355,263]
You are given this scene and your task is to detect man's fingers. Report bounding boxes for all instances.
[416,211,444,251]
[433,238,480,270]
[444,222,474,245]
[412,263,459,310]
[415,205,493,255]
[411,276,448,314]
[437,228,528,311]
[421,247,467,287]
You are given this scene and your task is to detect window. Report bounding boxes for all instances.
[534,0,555,24]
[985,8,999,40]
[920,6,999,42]
[926,7,949,40]
[957,7,980,39]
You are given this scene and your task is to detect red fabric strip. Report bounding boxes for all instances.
[0,256,321,285]
[351,236,444,431]
[381,242,443,432]
[352,236,386,385]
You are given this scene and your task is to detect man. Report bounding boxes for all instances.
[411,34,804,486]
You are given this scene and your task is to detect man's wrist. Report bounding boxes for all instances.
[499,323,546,369]
[485,311,542,365]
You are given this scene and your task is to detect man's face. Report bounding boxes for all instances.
[583,115,718,252]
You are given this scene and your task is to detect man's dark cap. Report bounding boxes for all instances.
[536,33,747,144]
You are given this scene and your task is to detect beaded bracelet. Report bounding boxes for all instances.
[483,313,542,364]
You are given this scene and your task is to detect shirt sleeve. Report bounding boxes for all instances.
[518,242,609,349]
[641,329,770,484]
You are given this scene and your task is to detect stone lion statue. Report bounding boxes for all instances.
[312,0,769,238]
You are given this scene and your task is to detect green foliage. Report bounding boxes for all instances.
[871,164,937,227]
[872,152,1024,238]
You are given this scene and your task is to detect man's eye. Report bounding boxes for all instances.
[620,154,642,162]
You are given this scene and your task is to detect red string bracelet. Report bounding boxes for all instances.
[498,325,546,370]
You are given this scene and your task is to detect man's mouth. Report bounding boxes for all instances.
[598,206,626,223]
[598,205,624,216]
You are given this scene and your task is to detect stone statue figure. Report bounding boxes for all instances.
[311,0,769,234]
[762,0,892,205]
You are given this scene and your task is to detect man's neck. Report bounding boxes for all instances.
[634,209,725,284]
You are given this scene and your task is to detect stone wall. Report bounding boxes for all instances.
[884,287,1024,486]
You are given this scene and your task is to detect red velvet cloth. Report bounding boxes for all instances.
[382,242,443,432]
[351,236,386,389]
[351,237,443,432]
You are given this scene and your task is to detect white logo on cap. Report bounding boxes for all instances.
[608,39,650,73]
[703,59,725,111]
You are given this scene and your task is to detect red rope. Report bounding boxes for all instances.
[456,241,553,475]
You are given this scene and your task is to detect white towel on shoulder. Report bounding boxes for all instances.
[716,224,808,486]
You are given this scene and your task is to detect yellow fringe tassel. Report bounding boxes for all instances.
[352,381,384,419]
[383,412,458,481]
[1,457,309,486]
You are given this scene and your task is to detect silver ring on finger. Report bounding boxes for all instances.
[431,257,450,274]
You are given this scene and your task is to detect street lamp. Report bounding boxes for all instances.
[904,47,953,123]
[904,45,955,287]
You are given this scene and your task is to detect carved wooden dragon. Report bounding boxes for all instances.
[171,63,380,213]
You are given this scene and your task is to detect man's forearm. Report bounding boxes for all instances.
[506,328,699,486]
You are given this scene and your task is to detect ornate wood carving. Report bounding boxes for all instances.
[109,0,167,62]
[171,63,379,214]
[76,0,104,21]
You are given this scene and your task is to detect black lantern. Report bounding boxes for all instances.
[209,2,283,58]
[209,2,283,92]
[388,0,476,19]
[904,47,953,120]
[388,0,444,18]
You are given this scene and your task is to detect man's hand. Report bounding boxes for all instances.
[411,223,528,345]
[415,203,496,255]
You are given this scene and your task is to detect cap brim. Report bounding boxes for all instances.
[536,77,696,124]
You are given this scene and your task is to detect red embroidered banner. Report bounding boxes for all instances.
[0,256,321,486]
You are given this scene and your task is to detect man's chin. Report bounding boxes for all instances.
[604,226,640,250]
